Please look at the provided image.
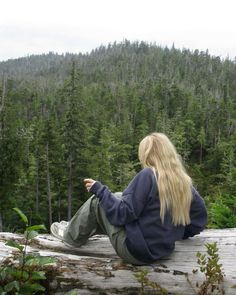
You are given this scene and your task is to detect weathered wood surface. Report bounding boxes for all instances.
[0,229,236,294]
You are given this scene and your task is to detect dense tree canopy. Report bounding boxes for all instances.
[0,41,235,231]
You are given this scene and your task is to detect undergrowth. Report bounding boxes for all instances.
[0,208,57,294]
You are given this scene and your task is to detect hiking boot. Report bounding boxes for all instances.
[50,220,68,241]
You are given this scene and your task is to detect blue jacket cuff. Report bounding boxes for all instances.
[89,181,103,195]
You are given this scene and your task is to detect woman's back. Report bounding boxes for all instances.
[123,168,207,263]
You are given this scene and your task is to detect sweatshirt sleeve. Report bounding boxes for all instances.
[89,168,155,226]
[183,187,208,239]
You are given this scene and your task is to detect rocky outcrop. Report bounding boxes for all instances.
[0,229,236,294]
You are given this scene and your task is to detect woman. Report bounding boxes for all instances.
[51,132,207,265]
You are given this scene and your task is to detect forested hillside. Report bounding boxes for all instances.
[0,41,235,231]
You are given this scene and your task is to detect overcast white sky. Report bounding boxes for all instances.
[0,0,236,61]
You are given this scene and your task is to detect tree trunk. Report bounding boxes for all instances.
[0,76,6,137]
[0,229,235,294]
[57,195,61,221]
[68,154,73,220]
[199,141,202,165]
[0,212,3,232]
[0,76,6,113]
[46,142,52,227]
[35,157,39,214]
[0,77,6,231]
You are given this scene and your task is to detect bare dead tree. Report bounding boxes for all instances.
[67,154,73,220]
[0,76,7,137]
[35,156,39,214]
[0,75,6,114]
[0,76,7,230]
[46,142,53,227]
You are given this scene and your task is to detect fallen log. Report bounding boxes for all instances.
[0,229,236,294]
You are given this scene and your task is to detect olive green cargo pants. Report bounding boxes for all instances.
[63,193,144,265]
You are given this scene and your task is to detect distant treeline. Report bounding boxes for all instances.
[0,40,235,231]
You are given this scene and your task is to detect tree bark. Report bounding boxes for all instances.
[0,76,6,114]
[35,157,39,214]
[0,76,6,137]
[0,229,235,294]
[68,154,73,220]
[0,77,6,231]
[46,142,52,227]
[57,194,61,221]
[199,141,202,165]
[0,212,3,232]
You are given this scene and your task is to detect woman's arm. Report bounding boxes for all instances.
[85,168,155,226]
[183,187,208,239]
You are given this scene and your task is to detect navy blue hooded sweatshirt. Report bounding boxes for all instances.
[90,167,207,263]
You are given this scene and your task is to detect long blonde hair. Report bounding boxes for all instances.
[138,132,192,226]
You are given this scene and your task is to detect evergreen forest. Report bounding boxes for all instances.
[0,41,235,232]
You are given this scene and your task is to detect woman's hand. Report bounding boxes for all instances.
[84,178,96,192]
